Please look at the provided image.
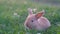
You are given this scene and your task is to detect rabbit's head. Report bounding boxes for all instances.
[24,8,45,29]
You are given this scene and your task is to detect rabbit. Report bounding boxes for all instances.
[24,8,51,31]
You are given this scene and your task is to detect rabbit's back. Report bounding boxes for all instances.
[37,17,51,29]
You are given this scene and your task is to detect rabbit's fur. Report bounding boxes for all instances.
[24,8,51,31]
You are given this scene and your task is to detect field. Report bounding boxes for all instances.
[0,0,60,34]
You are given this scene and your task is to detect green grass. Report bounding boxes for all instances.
[0,0,60,34]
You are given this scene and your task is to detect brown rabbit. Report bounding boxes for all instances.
[24,8,51,31]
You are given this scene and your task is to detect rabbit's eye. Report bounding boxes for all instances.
[31,20,34,22]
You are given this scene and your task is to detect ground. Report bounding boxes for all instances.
[0,0,60,34]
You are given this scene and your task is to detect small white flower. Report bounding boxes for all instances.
[26,32,30,34]
[56,22,60,26]
[13,12,20,18]
[18,32,20,34]
[17,15,20,17]
[33,8,37,12]
[24,1,27,4]
[37,33,41,34]
[13,12,18,16]
[9,7,12,9]
[42,9,45,12]
[57,23,60,26]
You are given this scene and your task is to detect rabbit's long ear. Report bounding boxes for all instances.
[35,10,45,19]
[28,8,33,15]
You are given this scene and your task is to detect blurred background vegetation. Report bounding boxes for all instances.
[0,0,60,34]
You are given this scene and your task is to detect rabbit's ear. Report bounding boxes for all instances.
[28,8,33,15]
[35,10,45,19]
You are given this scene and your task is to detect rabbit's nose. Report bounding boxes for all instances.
[26,23,32,29]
